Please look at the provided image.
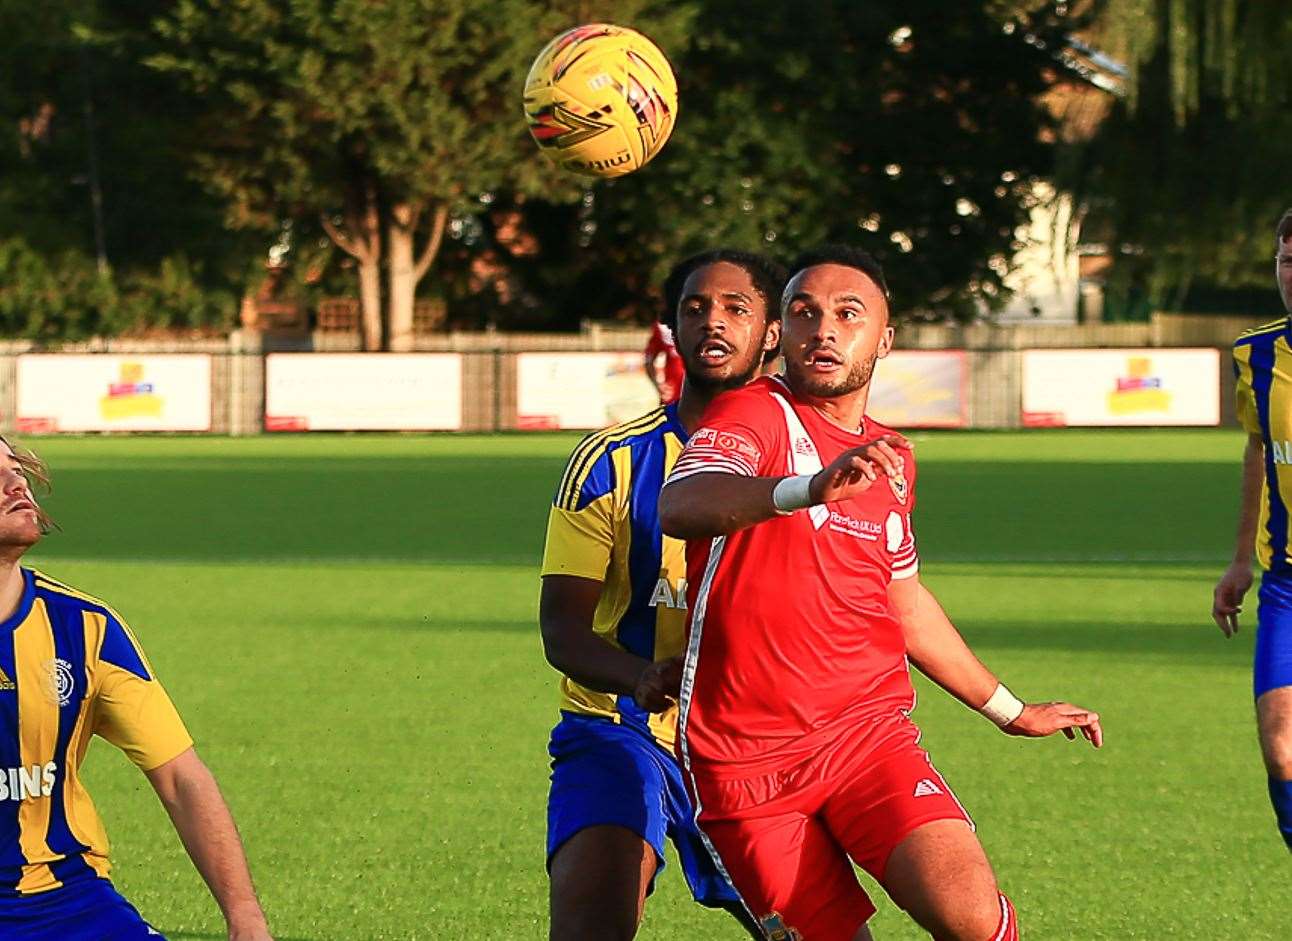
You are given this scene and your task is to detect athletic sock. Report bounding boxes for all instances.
[1267,777,1292,850]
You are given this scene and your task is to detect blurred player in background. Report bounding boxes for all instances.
[1213,208,1292,851]
[659,245,1102,941]
[0,438,271,940]
[644,318,685,404]
[539,249,786,939]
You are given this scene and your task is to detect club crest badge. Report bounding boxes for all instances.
[889,458,909,504]
[42,658,74,707]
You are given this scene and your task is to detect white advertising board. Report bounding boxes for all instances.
[1021,348,1220,427]
[869,351,967,428]
[516,352,660,429]
[17,354,211,432]
[264,354,462,431]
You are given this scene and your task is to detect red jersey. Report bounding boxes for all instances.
[645,322,684,404]
[667,376,919,777]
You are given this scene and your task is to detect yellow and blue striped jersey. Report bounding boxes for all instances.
[1235,316,1292,571]
[0,568,191,896]
[540,404,688,749]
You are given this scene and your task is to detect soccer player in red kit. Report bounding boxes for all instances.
[658,245,1103,941]
[644,320,686,404]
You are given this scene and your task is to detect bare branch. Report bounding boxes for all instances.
[319,212,364,261]
[414,203,450,281]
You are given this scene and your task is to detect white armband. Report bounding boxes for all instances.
[979,683,1025,727]
[772,475,815,515]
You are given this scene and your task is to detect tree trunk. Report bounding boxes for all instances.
[386,201,449,352]
[386,202,417,352]
[320,178,383,350]
[358,257,382,350]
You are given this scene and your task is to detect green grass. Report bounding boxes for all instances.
[18,429,1284,940]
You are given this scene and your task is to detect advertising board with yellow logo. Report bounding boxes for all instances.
[1021,349,1219,427]
[16,355,212,432]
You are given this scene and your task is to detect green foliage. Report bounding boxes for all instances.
[0,1,257,327]
[0,238,117,339]
[1091,0,1292,123]
[0,239,232,339]
[148,1,684,230]
[451,1,1072,326]
[1068,1,1292,308]
[118,255,236,332]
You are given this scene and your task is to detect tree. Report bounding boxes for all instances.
[439,0,1077,326]
[150,0,694,349]
[1059,0,1292,311]
[0,1,252,315]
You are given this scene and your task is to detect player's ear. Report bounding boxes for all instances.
[762,317,781,354]
[876,323,895,360]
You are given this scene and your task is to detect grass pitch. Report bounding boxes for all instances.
[22,430,1284,940]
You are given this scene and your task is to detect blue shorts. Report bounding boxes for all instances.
[1256,571,1292,698]
[546,712,739,908]
[0,874,163,940]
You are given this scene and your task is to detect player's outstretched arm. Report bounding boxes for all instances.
[891,576,1103,749]
[145,748,272,941]
[659,435,908,539]
[1212,432,1264,637]
[540,574,679,711]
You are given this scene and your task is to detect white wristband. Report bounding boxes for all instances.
[772,475,815,515]
[979,683,1025,727]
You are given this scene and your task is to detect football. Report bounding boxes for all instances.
[523,23,678,178]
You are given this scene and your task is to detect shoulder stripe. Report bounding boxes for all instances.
[31,571,129,626]
[556,412,660,511]
[556,409,665,511]
[558,411,667,511]
[1236,319,1288,342]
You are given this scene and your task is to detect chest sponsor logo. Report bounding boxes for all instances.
[43,658,74,707]
[827,511,883,541]
[648,577,688,610]
[0,762,56,802]
[1272,441,1292,465]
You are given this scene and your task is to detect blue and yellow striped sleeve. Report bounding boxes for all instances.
[90,611,192,772]
[540,439,618,582]
[1234,341,1262,435]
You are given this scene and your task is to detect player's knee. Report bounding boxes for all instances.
[1259,731,1292,779]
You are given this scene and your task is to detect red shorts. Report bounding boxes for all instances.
[688,716,973,941]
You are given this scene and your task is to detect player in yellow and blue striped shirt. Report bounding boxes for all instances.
[1214,208,1292,852]
[0,438,270,940]
[539,250,785,939]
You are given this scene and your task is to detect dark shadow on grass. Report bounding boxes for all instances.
[958,619,1251,662]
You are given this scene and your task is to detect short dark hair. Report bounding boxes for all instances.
[661,249,788,328]
[1277,209,1292,242]
[786,244,890,304]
